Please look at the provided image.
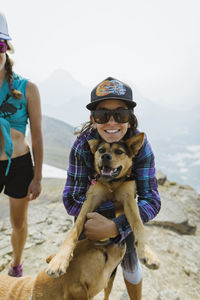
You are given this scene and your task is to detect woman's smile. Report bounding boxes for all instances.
[91,99,130,143]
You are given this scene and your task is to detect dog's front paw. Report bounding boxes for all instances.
[46,247,74,278]
[45,253,70,278]
[142,244,160,270]
[137,244,160,270]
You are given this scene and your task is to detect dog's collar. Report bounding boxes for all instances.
[30,292,33,300]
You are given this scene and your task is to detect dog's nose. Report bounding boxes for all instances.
[101,153,112,161]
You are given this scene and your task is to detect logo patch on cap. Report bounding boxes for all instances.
[96,80,126,97]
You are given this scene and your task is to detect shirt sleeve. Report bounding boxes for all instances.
[112,136,161,243]
[63,139,89,217]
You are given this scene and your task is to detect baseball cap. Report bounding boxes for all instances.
[86,77,136,111]
[0,12,11,40]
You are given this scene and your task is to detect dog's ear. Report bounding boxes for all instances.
[69,282,89,300]
[88,139,100,154]
[46,254,55,264]
[125,133,145,157]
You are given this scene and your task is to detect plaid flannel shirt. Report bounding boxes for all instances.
[63,128,161,243]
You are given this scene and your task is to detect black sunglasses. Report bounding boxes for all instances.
[92,108,131,124]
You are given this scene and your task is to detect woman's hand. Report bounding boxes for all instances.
[27,178,42,201]
[84,212,119,241]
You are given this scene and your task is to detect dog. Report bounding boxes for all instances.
[0,239,125,300]
[46,133,159,278]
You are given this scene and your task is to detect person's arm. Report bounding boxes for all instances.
[26,81,43,200]
[112,136,161,243]
[63,138,90,216]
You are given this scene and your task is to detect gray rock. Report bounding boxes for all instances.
[158,290,180,300]
[183,264,199,276]
[0,255,11,272]
[156,170,167,185]
[149,189,197,234]
[0,245,12,257]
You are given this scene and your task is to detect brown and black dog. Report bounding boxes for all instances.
[0,239,125,300]
[46,133,159,279]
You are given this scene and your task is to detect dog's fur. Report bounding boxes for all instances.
[46,133,159,279]
[0,239,125,300]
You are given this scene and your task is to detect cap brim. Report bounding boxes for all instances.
[0,33,11,40]
[86,97,136,111]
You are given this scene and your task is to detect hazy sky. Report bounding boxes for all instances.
[1,0,200,110]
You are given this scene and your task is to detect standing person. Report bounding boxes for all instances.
[0,12,43,277]
[63,77,161,299]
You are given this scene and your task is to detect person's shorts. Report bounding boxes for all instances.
[0,152,34,199]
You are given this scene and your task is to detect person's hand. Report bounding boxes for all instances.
[27,178,42,201]
[84,212,119,241]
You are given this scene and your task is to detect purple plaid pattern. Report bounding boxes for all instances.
[63,129,161,242]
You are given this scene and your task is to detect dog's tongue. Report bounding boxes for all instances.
[101,166,114,176]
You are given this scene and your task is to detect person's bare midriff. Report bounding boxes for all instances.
[0,127,30,160]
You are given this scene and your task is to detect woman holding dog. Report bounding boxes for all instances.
[63,77,161,299]
[0,12,43,277]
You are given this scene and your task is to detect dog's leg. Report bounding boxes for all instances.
[115,181,146,262]
[122,199,146,263]
[46,183,107,278]
[103,267,117,300]
[115,181,160,269]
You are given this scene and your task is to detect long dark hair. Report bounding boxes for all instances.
[5,52,22,99]
[75,110,138,138]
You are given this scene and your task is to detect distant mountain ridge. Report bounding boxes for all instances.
[39,70,90,126]
[42,115,76,170]
[39,70,200,192]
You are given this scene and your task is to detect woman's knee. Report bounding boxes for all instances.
[122,260,143,285]
[9,197,29,230]
[10,216,28,231]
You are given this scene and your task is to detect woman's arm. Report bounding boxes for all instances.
[26,81,43,200]
[63,138,90,216]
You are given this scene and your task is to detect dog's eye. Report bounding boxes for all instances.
[99,148,105,154]
[115,149,123,155]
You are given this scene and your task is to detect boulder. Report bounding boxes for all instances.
[156,170,167,185]
[149,186,197,234]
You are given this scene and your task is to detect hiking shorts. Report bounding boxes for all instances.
[0,152,34,199]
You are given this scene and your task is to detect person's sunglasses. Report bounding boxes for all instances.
[0,41,7,53]
[92,108,131,124]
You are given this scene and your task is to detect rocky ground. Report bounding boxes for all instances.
[0,175,200,300]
